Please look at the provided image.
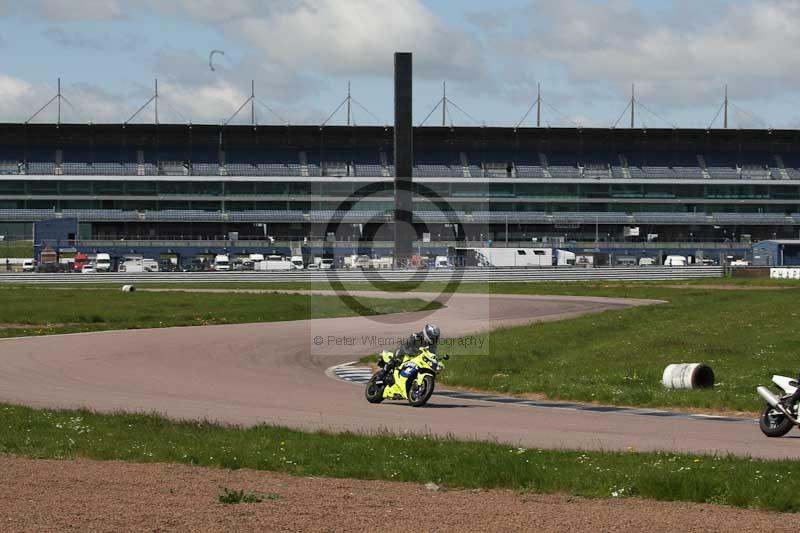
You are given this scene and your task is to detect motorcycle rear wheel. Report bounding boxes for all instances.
[365,374,385,404]
[408,375,435,407]
[759,403,794,437]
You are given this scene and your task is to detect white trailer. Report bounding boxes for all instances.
[254,255,293,271]
[370,257,393,269]
[555,249,576,266]
[118,259,159,273]
[465,247,554,267]
[344,255,371,269]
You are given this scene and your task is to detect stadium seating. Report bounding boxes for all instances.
[354,164,384,177]
[159,161,188,176]
[515,165,546,178]
[548,165,580,178]
[192,163,221,176]
[1,145,798,183]
[26,162,56,175]
[60,163,93,175]
[0,161,20,175]
[414,164,461,177]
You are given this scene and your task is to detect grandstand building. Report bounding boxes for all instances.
[1,123,800,260]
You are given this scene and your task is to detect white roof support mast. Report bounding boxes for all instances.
[125,79,159,126]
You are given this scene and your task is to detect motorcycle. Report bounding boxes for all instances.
[757,374,800,437]
[364,347,448,407]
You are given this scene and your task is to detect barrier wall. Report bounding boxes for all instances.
[0,266,724,284]
[770,268,800,280]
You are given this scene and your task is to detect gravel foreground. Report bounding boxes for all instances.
[0,455,792,532]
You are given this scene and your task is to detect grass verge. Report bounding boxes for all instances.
[0,240,33,258]
[0,403,797,512]
[0,285,439,338]
[3,279,797,412]
[340,280,800,414]
[437,283,800,413]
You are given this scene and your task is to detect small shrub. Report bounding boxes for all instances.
[218,487,263,505]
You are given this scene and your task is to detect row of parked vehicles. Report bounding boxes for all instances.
[24,247,742,273]
[210,254,335,271]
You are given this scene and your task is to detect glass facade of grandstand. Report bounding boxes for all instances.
[2,124,800,242]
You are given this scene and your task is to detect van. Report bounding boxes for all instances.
[320,258,334,270]
[290,255,304,270]
[434,256,451,269]
[22,259,34,272]
[664,255,687,267]
[638,257,656,266]
[142,259,159,272]
[95,253,112,272]
[370,257,393,269]
[214,254,230,271]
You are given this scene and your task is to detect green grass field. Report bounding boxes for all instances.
[0,285,438,338]
[1,403,798,512]
[0,240,33,258]
[433,283,799,413]
[343,280,800,414]
[5,279,799,412]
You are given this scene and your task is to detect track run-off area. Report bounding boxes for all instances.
[0,288,796,460]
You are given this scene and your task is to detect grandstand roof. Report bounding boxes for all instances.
[3,123,800,153]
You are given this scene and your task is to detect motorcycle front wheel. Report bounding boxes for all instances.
[408,375,435,407]
[759,403,794,437]
[365,374,385,404]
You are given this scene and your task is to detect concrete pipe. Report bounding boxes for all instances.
[121,285,136,293]
[661,363,715,389]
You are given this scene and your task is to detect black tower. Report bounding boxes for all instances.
[393,52,414,265]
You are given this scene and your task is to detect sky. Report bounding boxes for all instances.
[0,0,799,128]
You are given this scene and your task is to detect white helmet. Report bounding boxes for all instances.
[423,323,440,345]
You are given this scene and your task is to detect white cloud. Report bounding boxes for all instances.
[43,27,140,51]
[481,0,800,109]
[153,0,484,80]
[14,0,126,20]
[0,75,129,123]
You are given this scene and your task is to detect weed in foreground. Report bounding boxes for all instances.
[218,487,274,504]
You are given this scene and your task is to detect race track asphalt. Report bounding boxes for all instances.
[0,290,797,459]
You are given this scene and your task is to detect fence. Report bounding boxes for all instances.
[0,266,724,284]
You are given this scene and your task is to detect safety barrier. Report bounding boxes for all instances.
[0,266,724,284]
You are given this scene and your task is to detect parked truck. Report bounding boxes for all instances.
[369,257,393,269]
[458,247,553,268]
[72,252,90,272]
[555,250,576,266]
[664,255,688,267]
[95,253,112,272]
[254,255,293,271]
[213,254,231,271]
[434,255,451,269]
[118,259,159,273]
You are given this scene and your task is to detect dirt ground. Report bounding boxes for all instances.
[0,455,792,532]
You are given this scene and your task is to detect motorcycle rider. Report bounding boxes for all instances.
[380,323,441,377]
